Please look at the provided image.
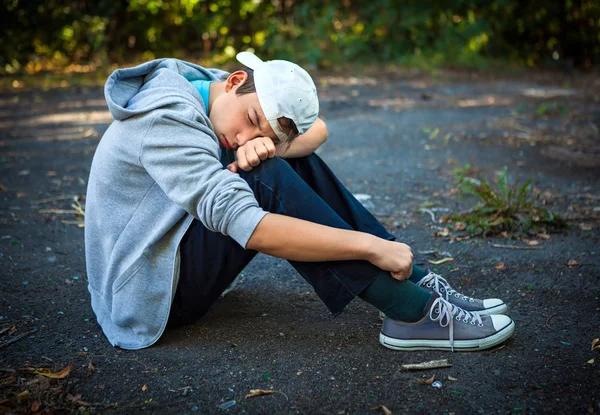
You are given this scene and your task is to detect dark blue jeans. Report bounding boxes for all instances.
[168,154,396,327]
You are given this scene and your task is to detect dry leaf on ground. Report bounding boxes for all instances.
[536,233,551,240]
[454,222,466,231]
[495,262,505,270]
[142,384,148,391]
[448,376,458,381]
[1,376,17,385]
[87,362,96,377]
[372,405,392,415]
[16,390,30,402]
[66,394,90,407]
[567,260,580,267]
[528,240,540,246]
[592,338,600,351]
[417,375,435,385]
[245,389,275,398]
[33,365,71,379]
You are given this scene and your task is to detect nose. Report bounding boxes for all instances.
[236,130,255,147]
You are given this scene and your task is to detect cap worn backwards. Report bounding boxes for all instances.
[236,51,319,141]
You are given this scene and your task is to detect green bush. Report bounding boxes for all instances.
[1,0,599,74]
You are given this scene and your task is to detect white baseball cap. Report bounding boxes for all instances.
[236,51,319,141]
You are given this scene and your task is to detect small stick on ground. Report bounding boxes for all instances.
[0,328,38,349]
[546,312,560,329]
[491,243,543,250]
[39,209,80,215]
[401,359,452,371]
[419,208,436,223]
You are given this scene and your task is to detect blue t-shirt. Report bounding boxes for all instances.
[190,80,211,115]
[189,79,235,165]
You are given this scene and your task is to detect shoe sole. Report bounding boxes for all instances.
[379,320,515,352]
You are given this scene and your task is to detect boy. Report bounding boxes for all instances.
[85,52,514,351]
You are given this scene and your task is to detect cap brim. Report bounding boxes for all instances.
[236,52,264,69]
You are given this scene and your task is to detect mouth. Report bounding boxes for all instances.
[219,135,234,150]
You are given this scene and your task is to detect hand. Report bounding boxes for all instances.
[232,136,277,172]
[368,239,414,281]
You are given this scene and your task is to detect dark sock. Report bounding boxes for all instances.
[358,271,432,322]
[408,264,429,284]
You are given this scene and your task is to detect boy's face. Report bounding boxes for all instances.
[209,71,280,151]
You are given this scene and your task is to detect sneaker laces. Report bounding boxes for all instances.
[429,297,483,352]
[417,271,475,303]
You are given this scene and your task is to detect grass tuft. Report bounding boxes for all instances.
[446,165,567,237]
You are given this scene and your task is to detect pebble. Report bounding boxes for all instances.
[47,255,57,263]
[191,405,199,412]
[432,381,443,389]
[217,400,236,410]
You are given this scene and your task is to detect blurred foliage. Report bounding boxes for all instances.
[1,0,599,75]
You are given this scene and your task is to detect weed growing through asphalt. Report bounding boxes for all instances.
[446,165,567,237]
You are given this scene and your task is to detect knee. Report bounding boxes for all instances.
[239,156,292,180]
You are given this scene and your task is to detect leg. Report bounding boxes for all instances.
[283,154,394,240]
[171,156,431,327]
[283,155,428,284]
[240,157,514,351]
[239,157,431,317]
[168,220,258,328]
[283,154,507,312]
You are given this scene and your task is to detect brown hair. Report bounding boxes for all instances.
[232,68,299,146]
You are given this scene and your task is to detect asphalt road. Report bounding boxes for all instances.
[1,68,599,414]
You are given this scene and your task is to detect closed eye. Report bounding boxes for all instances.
[247,113,254,126]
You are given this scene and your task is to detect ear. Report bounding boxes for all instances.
[224,71,249,93]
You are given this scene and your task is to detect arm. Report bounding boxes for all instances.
[276,117,328,158]
[246,213,414,280]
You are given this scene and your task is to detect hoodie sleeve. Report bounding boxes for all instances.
[139,104,268,248]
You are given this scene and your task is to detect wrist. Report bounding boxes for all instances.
[358,233,379,262]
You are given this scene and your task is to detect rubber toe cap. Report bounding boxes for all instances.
[483,298,504,308]
[490,314,512,331]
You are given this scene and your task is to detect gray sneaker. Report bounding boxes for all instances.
[416,271,507,315]
[379,296,515,352]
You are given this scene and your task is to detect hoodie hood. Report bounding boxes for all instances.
[104,58,228,121]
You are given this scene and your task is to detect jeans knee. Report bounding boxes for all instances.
[239,157,292,181]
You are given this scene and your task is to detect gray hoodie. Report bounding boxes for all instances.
[85,59,268,349]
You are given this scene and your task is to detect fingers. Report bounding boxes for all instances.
[264,138,277,158]
[235,148,252,171]
[391,271,409,281]
[390,242,413,281]
[227,161,239,173]
[235,137,277,172]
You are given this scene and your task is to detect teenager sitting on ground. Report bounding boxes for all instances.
[85,52,514,351]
